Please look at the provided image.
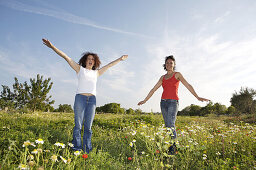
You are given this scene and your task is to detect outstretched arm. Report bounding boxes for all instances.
[138,76,163,105]
[42,38,80,73]
[176,72,210,102]
[98,55,128,76]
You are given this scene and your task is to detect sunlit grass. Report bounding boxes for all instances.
[0,111,255,169]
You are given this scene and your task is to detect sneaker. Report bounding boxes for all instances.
[168,143,176,155]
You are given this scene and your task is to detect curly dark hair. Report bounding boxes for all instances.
[163,55,176,71]
[79,52,101,70]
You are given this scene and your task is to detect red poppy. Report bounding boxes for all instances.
[82,154,88,159]
[156,150,160,154]
[128,157,132,161]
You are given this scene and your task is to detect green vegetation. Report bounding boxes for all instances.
[0,112,255,169]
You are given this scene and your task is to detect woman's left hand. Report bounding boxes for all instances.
[120,55,128,61]
[197,97,210,102]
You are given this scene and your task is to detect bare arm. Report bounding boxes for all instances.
[138,76,163,105]
[176,72,210,102]
[42,38,80,73]
[98,55,128,76]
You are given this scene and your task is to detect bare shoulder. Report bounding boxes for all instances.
[160,75,165,81]
[175,72,182,80]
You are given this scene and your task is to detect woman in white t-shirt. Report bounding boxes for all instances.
[42,38,128,153]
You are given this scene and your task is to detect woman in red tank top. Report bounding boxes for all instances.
[138,55,209,155]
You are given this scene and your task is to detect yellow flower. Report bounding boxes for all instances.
[60,156,67,163]
[51,155,58,162]
[31,149,38,154]
[35,138,44,144]
[18,164,29,170]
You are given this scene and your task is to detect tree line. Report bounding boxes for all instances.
[1,75,256,116]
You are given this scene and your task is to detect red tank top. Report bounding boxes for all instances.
[161,73,180,100]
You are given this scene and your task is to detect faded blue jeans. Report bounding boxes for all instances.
[160,99,179,139]
[72,94,96,153]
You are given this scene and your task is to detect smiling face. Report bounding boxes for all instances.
[86,55,95,69]
[165,59,175,71]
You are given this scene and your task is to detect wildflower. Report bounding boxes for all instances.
[125,136,128,138]
[128,157,132,161]
[18,164,29,170]
[233,142,237,145]
[74,150,81,156]
[82,154,88,159]
[35,138,44,144]
[164,141,170,145]
[51,155,58,162]
[54,142,65,148]
[37,148,43,153]
[31,149,38,154]
[216,152,221,155]
[44,159,49,164]
[165,164,171,168]
[132,139,136,143]
[156,150,160,154]
[129,142,133,147]
[141,151,145,155]
[60,156,67,163]
[54,142,61,147]
[27,154,34,160]
[203,154,207,160]
[28,161,35,167]
[22,140,35,147]
[44,150,50,153]
[67,158,71,164]
[131,131,137,136]
[68,143,74,147]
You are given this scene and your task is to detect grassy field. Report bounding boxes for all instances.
[0,111,255,169]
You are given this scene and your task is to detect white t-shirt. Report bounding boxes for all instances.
[76,66,98,96]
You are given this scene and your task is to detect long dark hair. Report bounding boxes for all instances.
[79,52,101,70]
[163,55,176,71]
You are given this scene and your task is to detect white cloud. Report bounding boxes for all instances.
[215,11,231,24]
[0,0,152,39]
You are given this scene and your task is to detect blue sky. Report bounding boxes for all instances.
[1,0,256,112]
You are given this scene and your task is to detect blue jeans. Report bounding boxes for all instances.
[160,99,179,139]
[72,94,96,153]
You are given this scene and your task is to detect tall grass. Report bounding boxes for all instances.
[0,111,255,169]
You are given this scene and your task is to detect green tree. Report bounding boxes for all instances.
[0,74,55,112]
[0,85,15,111]
[226,106,237,115]
[55,104,73,113]
[96,103,124,114]
[126,108,135,115]
[230,87,256,114]
[213,103,227,115]
[26,74,55,112]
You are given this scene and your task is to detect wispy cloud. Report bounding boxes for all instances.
[215,11,231,23]
[0,0,152,39]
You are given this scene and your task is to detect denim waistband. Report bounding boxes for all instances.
[161,99,178,102]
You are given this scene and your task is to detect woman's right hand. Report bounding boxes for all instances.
[42,38,53,48]
[138,100,146,105]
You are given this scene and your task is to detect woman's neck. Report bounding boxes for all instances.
[167,70,174,74]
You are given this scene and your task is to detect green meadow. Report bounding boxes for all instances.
[0,111,255,169]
